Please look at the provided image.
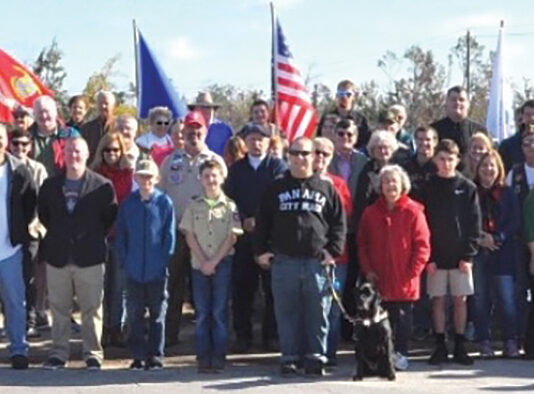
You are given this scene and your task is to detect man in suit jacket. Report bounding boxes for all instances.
[38,136,117,370]
[81,91,116,162]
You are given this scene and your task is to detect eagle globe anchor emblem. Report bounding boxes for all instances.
[10,66,42,101]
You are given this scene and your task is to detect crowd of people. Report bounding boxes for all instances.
[0,80,533,379]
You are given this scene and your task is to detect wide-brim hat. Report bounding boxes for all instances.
[187,91,221,110]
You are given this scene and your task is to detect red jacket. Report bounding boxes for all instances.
[357,195,430,301]
[96,165,133,205]
[325,173,352,264]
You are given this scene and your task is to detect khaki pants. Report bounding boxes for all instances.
[47,264,105,362]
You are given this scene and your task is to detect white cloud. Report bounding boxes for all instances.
[166,36,200,60]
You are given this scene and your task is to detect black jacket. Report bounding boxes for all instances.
[38,169,117,268]
[431,116,487,154]
[5,154,37,247]
[253,172,346,259]
[421,173,481,269]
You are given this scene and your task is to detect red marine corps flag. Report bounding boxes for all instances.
[0,48,53,122]
[271,4,317,142]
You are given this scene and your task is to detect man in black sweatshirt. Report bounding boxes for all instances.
[421,139,481,366]
[254,137,346,377]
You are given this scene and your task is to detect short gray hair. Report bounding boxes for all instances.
[375,164,411,195]
[148,106,173,124]
[367,130,399,158]
[33,95,57,117]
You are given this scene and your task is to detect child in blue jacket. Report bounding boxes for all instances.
[116,159,175,370]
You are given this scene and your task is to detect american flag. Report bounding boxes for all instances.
[272,18,317,142]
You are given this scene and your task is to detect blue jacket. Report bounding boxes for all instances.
[477,184,520,276]
[115,189,176,283]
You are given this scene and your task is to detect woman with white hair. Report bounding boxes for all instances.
[357,164,431,371]
[353,130,400,226]
[135,106,174,165]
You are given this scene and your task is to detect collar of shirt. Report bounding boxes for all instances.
[247,154,265,170]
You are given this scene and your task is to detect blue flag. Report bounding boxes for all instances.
[135,27,187,119]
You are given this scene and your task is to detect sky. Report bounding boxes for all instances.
[2,0,534,103]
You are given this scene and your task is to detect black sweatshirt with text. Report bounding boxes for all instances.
[254,172,346,259]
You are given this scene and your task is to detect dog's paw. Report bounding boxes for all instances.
[387,373,396,381]
[353,374,363,381]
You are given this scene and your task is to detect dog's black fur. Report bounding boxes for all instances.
[352,280,396,381]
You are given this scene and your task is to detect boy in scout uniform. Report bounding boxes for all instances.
[180,159,242,373]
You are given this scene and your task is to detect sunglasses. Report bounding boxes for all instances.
[104,147,120,153]
[289,149,312,157]
[11,140,31,147]
[315,149,332,157]
[187,132,203,138]
[336,90,354,98]
[337,131,355,138]
[156,121,170,126]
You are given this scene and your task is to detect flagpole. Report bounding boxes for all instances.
[270,2,280,131]
[132,19,140,117]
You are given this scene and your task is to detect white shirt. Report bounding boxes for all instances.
[0,162,21,261]
[505,163,534,190]
[248,154,266,171]
[135,132,173,150]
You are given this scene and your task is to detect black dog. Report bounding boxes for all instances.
[352,280,395,381]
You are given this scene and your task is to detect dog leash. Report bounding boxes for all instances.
[323,265,388,327]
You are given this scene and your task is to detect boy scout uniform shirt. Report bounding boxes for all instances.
[159,148,227,224]
[179,193,243,270]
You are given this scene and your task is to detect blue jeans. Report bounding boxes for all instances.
[473,252,518,341]
[126,278,167,360]
[104,242,126,329]
[191,256,232,365]
[0,249,28,356]
[271,255,331,364]
[326,264,347,360]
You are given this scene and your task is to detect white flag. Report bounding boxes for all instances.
[486,22,515,142]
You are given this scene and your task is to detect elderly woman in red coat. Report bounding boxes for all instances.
[357,164,430,371]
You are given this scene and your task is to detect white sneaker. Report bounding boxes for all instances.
[394,352,409,371]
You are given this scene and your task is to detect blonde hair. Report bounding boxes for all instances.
[91,132,133,170]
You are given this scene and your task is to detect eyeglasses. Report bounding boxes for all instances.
[337,131,355,138]
[314,149,332,157]
[104,147,120,153]
[187,132,203,138]
[289,149,312,157]
[156,121,170,126]
[11,140,30,147]
[336,90,354,98]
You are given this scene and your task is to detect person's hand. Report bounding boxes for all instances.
[256,252,274,270]
[480,232,499,251]
[458,260,472,274]
[243,217,256,233]
[426,262,437,276]
[367,271,378,284]
[321,249,335,266]
[200,260,216,276]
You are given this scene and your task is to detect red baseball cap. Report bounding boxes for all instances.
[184,111,206,127]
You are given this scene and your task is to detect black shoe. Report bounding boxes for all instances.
[429,343,449,365]
[130,359,144,371]
[304,360,325,377]
[86,357,101,371]
[453,344,474,365]
[325,358,337,368]
[146,356,163,370]
[11,355,29,370]
[280,362,298,377]
[26,327,41,339]
[43,356,65,370]
[35,313,50,330]
[197,360,211,373]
